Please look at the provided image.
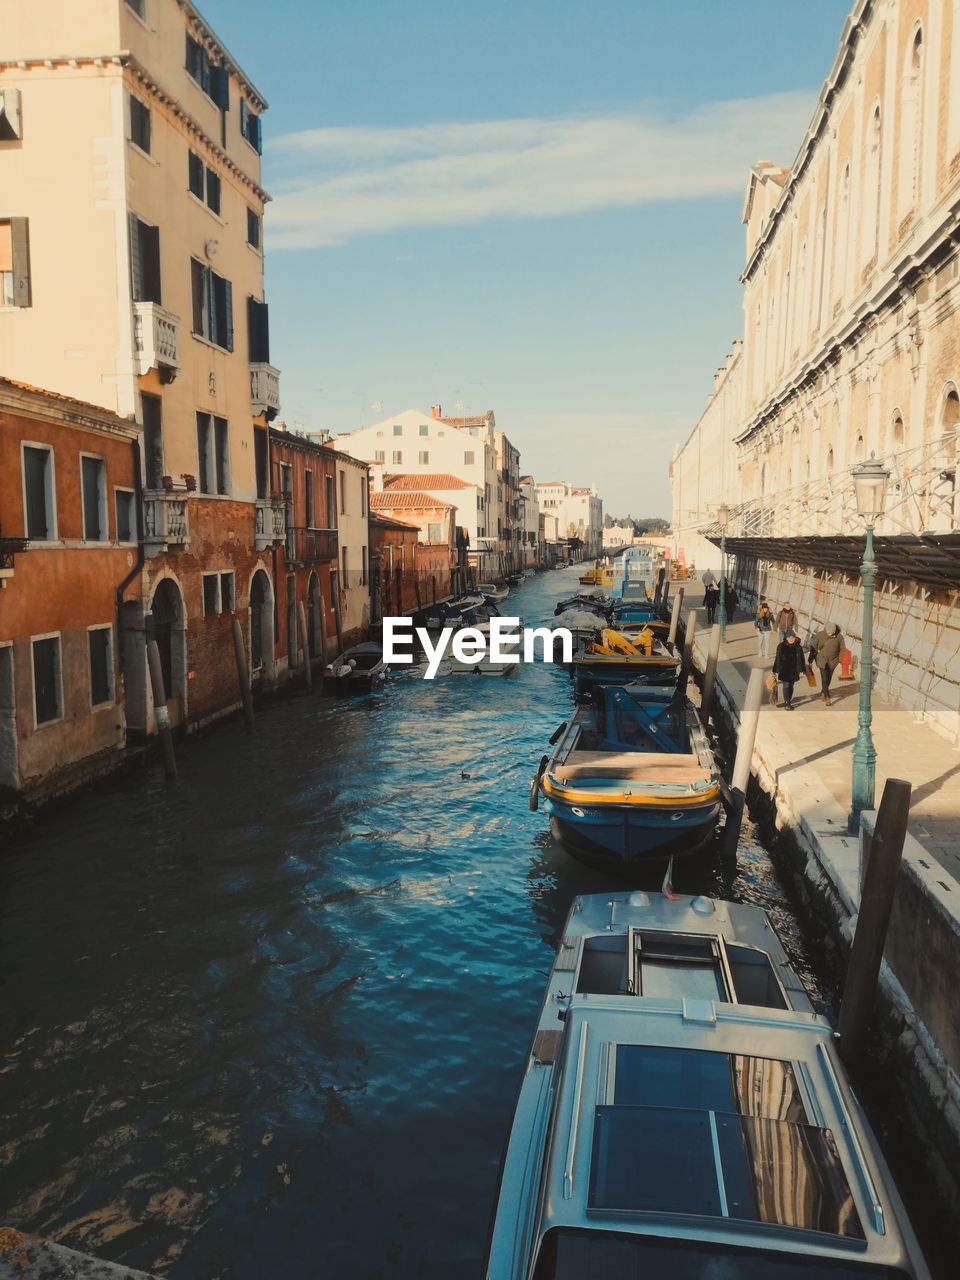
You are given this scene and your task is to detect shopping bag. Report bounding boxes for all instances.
[764,672,777,694]
[805,663,817,688]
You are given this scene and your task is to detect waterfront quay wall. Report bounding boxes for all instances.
[690,620,960,1219]
[730,556,960,745]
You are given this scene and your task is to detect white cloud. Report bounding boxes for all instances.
[266,91,814,249]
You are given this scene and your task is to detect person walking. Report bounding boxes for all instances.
[809,622,845,705]
[704,581,719,624]
[773,628,806,710]
[755,599,774,658]
[724,583,739,623]
[776,602,797,638]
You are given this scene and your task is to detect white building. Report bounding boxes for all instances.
[536,480,603,558]
[519,475,540,566]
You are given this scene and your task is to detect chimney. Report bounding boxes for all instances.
[431,404,442,419]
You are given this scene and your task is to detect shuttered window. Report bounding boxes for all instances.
[305,470,314,528]
[197,413,229,495]
[129,215,161,304]
[81,456,107,541]
[188,150,204,198]
[188,153,222,216]
[246,207,261,249]
[130,94,151,153]
[187,35,229,109]
[191,258,233,350]
[142,393,164,489]
[247,296,270,363]
[23,445,54,540]
[116,490,136,542]
[32,637,61,725]
[89,628,114,706]
[240,99,262,153]
[1,218,31,307]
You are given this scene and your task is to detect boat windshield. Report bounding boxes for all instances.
[532,1229,912,1279]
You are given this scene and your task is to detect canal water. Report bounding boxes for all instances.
[0,567,847,1278]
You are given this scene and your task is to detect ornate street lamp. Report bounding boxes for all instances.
[848,457,890,834]
[716,502,731,641]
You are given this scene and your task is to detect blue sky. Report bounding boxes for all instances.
[203,0,851,517]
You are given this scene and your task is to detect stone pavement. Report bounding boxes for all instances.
[672,579,960,885]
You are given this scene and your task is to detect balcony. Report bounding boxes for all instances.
[133,302,180,378]
[250,363,281,417]
[285,526,338,565]
[255,495,288,551]
[142,490,189,558]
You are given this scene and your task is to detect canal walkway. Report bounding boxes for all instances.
[681,583,960,885]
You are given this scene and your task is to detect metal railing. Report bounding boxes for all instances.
[285,526,338,564]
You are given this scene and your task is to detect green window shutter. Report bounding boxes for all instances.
[223,278,233,351]
[129,213,143,301]
[11,216,31,307]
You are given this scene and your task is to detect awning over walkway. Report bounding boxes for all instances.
[705,532,960,590]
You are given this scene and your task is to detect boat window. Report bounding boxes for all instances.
[612,1047,806,1122]
[588,1106,862,1238]
[533,1228,909,1280]
[726,943,789,1010]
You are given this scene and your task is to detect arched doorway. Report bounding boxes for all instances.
[249,569,274,682]
[149,577,185,728]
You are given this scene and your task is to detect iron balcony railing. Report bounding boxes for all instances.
[285,526,338,564]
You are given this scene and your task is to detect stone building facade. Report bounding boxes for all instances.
[672,0,960,739]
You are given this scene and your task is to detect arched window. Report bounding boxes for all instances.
[950,1,960,162]
[899,27,924,219]
[855,433,865,462]
[826,446,835,472]
[942,385,960,433]
[795,241,808,353]
[836,163,851,302]
[862,105,882,268]
[891,411,905,450]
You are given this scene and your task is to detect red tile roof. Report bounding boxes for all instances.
[370,512,420,533]
[371,491,455,510]
[0,376,130,420]
[383,472,474,491]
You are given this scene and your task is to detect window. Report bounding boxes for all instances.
[374,450,385,463]
[360,476,366,516]
[361,545,368,586]
[186,35,229,108]
[115,489,136,542]
[339,471,347,514]
[202,572,220,616]
[81,456,107,541]
[22,444,55,540]
[392,451,402,465]
[240,98,262,153]
[220,571,235,612]
[0,218,30,308]
[191,258,233,350]
[464,450,474,465]
[88,627,114,706]
[129,94,151,154]
[32,636,61,725]
[419,451,429,464]
[341,546,348,582]
[142,393,164,489]
[393,424,403,436]
[419,424,429,437]
[129,214,162,305]
[246,207,261,249]
[196,413,229,494]
[247,297,270,362]
[126,0,146,19]
[305,470,315,527]
[427,522,442,542]
[188,151,221,214]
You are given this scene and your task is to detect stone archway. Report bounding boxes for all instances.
[249,568,275,683]
[148,577,186,728]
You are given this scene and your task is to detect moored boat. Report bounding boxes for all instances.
[535,682,720,868]
[485,890,931,1280]
[326,641,386,692]
[478,582,510,603]
[571,629,679,695]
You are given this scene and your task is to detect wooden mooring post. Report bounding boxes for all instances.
[720,667,763,862]
[146,639,177,778]
[677,610,697,701]
[661,575,670,618]
[701,623,721,722]
[231,618,255,724]
[333,584,344,657]
[837,777,912,1067]
[317,593,329,692]
[667,587,684,651]
[297,601,313,694]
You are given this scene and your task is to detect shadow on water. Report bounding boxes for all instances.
[0,565,947,1277]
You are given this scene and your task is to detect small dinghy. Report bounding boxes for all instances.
[485,890,931,1280]
[477,582,510,603]
[326,641,386,693]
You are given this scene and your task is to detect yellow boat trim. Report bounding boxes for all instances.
[543,776,721,807]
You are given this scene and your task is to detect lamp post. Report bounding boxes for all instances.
[716,503,731,642]
[848,458,890,835]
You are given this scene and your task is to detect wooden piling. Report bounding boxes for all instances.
[297,601,313,693]
[701,623,722,721]
[431,575,437,605]
[720,667,764,862]
[837,777,912,1067]
[678,610,697,701]
[667,587,684,651]
[414,577,423,610]
[661,575,670,618]
[146,639,177,778]
[333,582,344,657]
[231,618,255,724]
[317,593,329,691]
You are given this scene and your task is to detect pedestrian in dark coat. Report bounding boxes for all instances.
[773,629,806,709]
[724,584,739,623]
[704,582,719,624]
[809,623,845,704]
